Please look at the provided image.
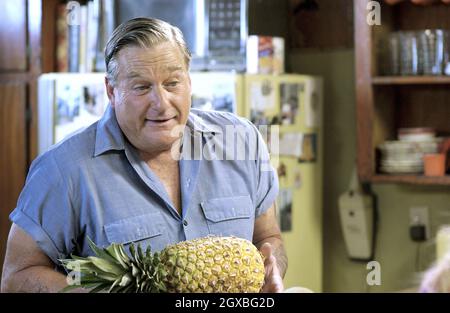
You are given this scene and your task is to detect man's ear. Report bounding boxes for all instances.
[105,76,116,107]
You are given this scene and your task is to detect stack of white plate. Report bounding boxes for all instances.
[398,127,436,142]
[378,138,441,174]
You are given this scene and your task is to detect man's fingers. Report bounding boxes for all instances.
[262,274,284,293]
[259,243,284,293]
[259,242,272,259]
[260,243,279,275]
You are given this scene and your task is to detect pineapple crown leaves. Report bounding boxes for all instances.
[59,237,168,293]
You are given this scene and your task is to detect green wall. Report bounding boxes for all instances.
[289,49,450,292]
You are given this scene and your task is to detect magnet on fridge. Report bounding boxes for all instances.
[279,82,302,126]
[277,188,293,232]
[298,133,317,163]
[277,162,287,179]
[294,168,302,189]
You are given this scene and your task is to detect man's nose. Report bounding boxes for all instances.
[148,86,168,109]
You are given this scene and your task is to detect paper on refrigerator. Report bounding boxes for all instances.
[279,132,304,157]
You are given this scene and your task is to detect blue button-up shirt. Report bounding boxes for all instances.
[10,106,278,264]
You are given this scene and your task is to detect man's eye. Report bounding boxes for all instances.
[166,81,179,87]
[134,85,150,91]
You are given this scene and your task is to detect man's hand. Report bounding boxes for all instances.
[253,203,287,293]
[259,242,284,293]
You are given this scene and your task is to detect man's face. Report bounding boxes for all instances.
[106,42,191,154]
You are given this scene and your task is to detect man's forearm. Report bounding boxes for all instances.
[2,265,83,293]
[255,237,288,277]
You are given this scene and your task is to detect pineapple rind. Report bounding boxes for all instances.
[160,236,265,293]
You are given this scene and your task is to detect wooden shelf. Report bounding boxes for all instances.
[372,76,450,85]
[371,174,450,185]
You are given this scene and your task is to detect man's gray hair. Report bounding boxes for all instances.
[105,17,191,86]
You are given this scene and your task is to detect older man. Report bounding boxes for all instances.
[1,18,286,293]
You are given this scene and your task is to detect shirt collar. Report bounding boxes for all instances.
[94,104,126,157]
[94,106,222,157]
[186,110,222,135]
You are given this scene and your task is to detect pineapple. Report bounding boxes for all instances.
[60,236,265,293]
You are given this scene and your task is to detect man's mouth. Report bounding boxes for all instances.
[145,116,176,125]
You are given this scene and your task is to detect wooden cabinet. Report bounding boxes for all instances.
[0,0,43,279]
[0,1,27,71]
[0,84,27,279]
[354,0,450,185]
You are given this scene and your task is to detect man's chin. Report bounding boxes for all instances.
[139,136,182,157]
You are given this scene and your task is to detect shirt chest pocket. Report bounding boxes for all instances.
[200,195,255,241]
[104,212,166,252]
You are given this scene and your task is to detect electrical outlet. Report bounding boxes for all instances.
[410,206,430,240]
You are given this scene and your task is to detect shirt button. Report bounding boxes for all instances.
[183,220,188,226]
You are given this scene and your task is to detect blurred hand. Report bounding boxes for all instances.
[259,242,284,293]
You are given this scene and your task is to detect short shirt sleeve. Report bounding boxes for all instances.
[247,121,279,217]
[9,152,77,264]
